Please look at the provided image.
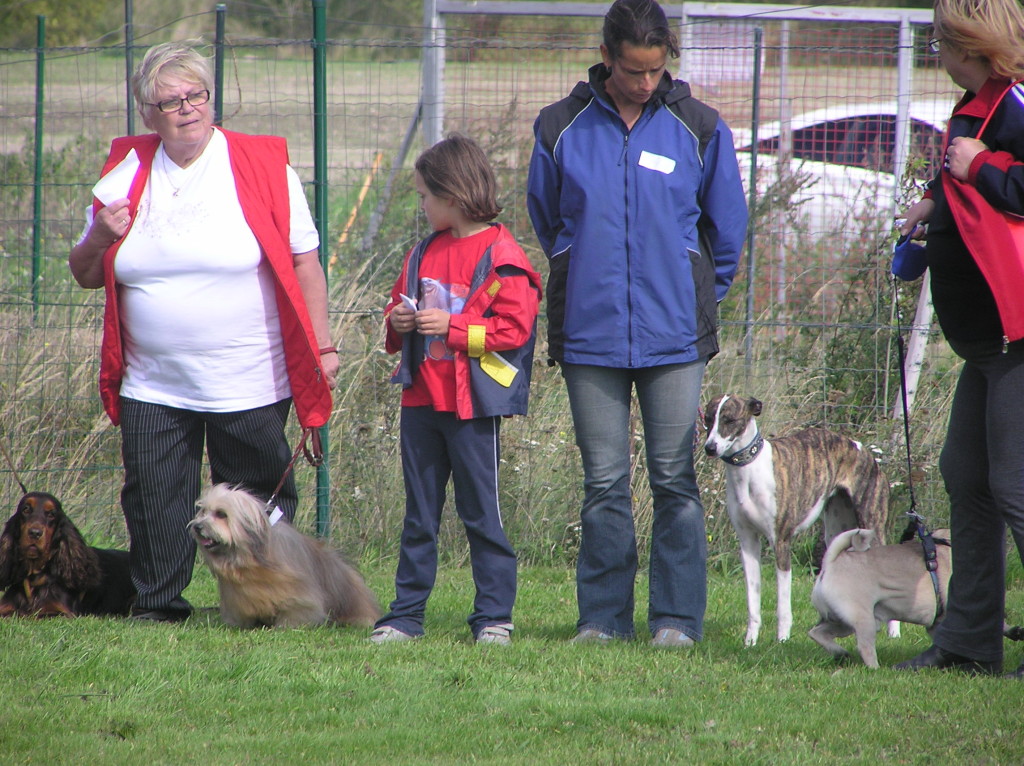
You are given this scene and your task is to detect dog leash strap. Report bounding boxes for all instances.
[264,427,323,518]
[893,278,924,544]
[303,427,324,467]
[894,283,918,509]
[892,278,945,621]
[921,529,945,624]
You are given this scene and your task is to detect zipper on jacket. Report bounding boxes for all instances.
[1003,335,1009,354]
[622,130,636,366]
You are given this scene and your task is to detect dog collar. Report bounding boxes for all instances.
[721,431,765,466]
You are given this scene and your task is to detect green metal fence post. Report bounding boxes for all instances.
[214,4,226,126]
[744,27,762,378]
[125,0,134,135]
[311,0,331,537]
[30,15,45,321]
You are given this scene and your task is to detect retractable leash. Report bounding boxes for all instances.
[263,426,323,526]
[891,275,948,623]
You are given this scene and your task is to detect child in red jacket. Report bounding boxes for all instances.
[371,134,541,645]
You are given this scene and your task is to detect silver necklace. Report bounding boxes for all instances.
[161,149,188,197]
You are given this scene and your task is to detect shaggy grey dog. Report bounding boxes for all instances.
[189,483,380,629]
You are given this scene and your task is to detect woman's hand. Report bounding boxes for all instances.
[320,350,339,389]
[946,136,987,181]
[898,198,935,239]
[91,199,132,246]
[69,198,132,288]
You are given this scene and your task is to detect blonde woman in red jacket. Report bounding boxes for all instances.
[895,0,1024,679]
[69,41,335,624]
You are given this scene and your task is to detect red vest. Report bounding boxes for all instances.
[93,129,332,427]
[943,80,1024,344]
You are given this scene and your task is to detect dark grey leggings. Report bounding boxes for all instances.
[934,338,1024,662]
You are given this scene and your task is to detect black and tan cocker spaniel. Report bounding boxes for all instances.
[0,492,135,617]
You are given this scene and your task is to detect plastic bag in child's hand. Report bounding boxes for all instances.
[892,234,928,281]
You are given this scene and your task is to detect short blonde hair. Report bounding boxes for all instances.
[131,41,214,119]
[414,133,502,223]
[934,0,1024,79]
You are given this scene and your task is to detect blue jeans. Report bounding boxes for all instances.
[561,361,707,640]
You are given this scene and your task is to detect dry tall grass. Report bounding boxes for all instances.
[0,44,963,575]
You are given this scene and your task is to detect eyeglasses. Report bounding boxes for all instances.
[927,37,942,53]
[146,89,210,114]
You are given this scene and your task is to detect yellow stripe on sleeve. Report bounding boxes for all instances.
[467,324,486,357]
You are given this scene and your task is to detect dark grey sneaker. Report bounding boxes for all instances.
[476,623,513,645]
[651,628,696,649]
[570,628,613,644]
[369,625,420,644]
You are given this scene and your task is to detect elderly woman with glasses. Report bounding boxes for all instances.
[69,41,337,623]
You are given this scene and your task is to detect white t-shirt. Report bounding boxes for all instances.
[82,129,319,412]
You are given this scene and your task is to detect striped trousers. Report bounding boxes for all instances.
[119,397,298,614]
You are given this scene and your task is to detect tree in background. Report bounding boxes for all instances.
[0,0,938,49]
[1,0,109,46]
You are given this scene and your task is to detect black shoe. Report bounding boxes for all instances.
[1005,661,1024,680]
[130,607,191,623]
[893,644,1001,676]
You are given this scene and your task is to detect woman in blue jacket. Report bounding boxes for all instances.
[527,0,747,647]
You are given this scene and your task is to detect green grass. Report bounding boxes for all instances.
[2,561,1022,765]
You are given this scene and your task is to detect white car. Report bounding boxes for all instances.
[733,101,952,246]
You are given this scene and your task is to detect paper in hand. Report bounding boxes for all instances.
[399,293,418,312]
[91,149,140,206]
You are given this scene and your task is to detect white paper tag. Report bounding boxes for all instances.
[91,148,140,206]
[267,506,284,526]
[638,150,676,175]
[399,293,418,312]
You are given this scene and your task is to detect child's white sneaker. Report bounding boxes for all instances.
[369,625,420,644]
[476,623,513,645]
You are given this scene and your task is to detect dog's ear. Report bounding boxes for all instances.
[704,396,718,418]
[0,513,19,585]
[850,529,876,552]
[51,511,102,590]
[748,398,763,417]
[231,493,273,564]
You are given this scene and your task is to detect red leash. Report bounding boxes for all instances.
[264,427,323,523]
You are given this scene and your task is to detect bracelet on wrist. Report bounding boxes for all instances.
[319,346,338,355]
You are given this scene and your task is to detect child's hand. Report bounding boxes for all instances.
[390,304,417,333]
[414,308,451,337]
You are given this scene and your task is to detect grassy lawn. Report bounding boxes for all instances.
[0,35,1019,766]
[1,561,1021,764]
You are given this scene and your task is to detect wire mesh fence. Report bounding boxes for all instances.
[0,3,960,564]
